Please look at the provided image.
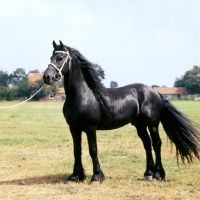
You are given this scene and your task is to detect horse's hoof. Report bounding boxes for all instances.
[67,173,85,183]
[153,171,165,181]
[144,175,153,181]
[90,181,101,186]
[154,177,165,181]
[152,176,163,181]
[91,173,105,183]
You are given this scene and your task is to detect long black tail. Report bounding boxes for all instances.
[159,94,200,163]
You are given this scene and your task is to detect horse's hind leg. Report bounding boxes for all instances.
[148,124,165,180]
[135,124,155,180]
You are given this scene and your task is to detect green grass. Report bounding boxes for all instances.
[0,100,200,200]
[0,101,69,145]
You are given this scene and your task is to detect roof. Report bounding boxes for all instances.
[57,87,65,94]
[28,73,43,85]
[153,87,188,95]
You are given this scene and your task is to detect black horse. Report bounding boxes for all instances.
[43,40,200,184]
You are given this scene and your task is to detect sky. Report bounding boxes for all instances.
[0,0,200,87]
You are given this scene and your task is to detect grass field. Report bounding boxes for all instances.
[0,100,199,200]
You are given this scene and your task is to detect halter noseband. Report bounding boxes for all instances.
[49,50,72,81]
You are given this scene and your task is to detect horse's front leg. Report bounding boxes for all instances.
[86,128,105,183]
[67,126,85,183]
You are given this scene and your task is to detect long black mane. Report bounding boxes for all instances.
[66,45,110,116]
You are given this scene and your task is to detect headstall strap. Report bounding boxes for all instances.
[49,49,72,80]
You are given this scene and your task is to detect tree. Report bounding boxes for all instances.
[6,90,14,101]
[0,86,8,100]
[93,64,105,80]
[16,77,30,99]
[151,85,160,88]
[110,81,118,88]
[58,76,64,87]
[0,70,9,87]
[174,66,200,94]
[0,70,10,100]
[9,68,26,85]
[174,76,186,87]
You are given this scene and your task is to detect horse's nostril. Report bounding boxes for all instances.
[43,74,51,84]
[46,75,50,81]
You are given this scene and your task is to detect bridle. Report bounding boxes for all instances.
[49,50,72,81]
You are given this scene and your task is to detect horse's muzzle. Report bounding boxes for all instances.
[43,74,52,85]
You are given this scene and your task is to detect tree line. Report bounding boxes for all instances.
[174,65,200,94]
[1,65,199,101]
[0,68,57,101]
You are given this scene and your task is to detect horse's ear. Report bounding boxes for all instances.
[52,40,58,49]
[59,40,64,49]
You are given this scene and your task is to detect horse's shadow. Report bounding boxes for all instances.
[0,174,71,185]
[0,174,173,185]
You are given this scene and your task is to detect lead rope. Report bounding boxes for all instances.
[0,85,44,109]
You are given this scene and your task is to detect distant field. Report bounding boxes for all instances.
[0,100,199,200]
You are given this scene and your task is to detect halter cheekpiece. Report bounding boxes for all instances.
[49,50,72,81]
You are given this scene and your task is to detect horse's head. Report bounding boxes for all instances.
[43,40,72,85]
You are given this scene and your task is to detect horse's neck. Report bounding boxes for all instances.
[64,67,89,98]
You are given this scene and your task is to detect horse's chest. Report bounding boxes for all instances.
[63,103,100,126]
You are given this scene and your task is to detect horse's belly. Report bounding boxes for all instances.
[97,111,138,130]
[97,100,139,130]
[97,119,131,130]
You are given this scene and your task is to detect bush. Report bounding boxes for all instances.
[6,91,14,101]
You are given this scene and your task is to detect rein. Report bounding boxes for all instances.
[49,50,72,81]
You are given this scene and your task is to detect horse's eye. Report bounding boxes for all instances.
[56,56,63,62]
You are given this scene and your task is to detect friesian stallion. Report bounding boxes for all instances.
[43,40,200,184]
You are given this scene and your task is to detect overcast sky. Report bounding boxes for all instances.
[0,0,200,87]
